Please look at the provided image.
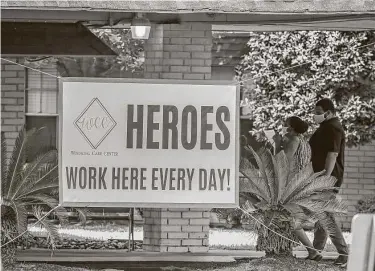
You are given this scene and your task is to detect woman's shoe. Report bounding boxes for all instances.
[306,253,323,261]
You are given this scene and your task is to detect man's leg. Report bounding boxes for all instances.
[325,213,349,265]
[312,221,328,252]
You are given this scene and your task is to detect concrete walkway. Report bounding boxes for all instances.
[16,249,340,263]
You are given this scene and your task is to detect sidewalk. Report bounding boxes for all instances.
[16,249,340,263]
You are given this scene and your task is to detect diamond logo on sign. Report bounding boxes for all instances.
[74,98,116,149]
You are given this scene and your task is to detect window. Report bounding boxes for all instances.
[26,66,59,115]
[25,65,59,154]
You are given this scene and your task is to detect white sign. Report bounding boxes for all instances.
[347,214,375,271]
[59,78,239,208]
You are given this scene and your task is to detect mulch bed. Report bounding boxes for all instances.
[4,263,90,271]
[19,236,142,250]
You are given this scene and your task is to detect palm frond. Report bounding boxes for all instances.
[25,127,48,159]
[283,203,304,216]
[23,194,59,209]
[5,127,37,199]
[1,132,8,187]
[11,148,57,199]
[258,148,278,204]
[274,151,289,202]
[290,175,338,202]
[240,154,270,202]
[32,205,61,249]
[75,208,89,225]
[243,200,257,213]
[10,200,28,233]
[214,208,233,220]
[255,147,277,203]
[240,192,261,205]
[15,159,58,201]
[243,146,273,200]
[22,148,57,182]
[23,194,67,223]
[50,187,59,197]
[281,165,324,204]
[307,209,345,234]
[294,198,347,217]
[18,182,59,200]
[239,175,269,202]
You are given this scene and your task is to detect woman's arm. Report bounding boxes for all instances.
[283,136,300,162]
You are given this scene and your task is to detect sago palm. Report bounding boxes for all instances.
[239,146,347,256]
[1,127,65,266]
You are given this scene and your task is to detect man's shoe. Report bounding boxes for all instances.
[334,256,348,265]
[340,262,347,268]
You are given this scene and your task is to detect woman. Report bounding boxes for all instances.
[281,116,311,171]
[280,116,323,261]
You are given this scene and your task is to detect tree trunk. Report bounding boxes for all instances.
[256,217,299,256]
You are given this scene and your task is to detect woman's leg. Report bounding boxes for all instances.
[293,228,322,260]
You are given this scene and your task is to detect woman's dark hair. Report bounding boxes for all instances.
[287,116,309,134]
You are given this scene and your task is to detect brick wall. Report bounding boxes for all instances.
[1,58,25,158]
[144,23,212,80]
[338,141,375,230]
[142,208,210,252]
[143,23,212,252]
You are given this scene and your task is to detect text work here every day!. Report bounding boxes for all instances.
[66,167,232,191]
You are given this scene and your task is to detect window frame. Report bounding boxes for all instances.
[24,66,60,147]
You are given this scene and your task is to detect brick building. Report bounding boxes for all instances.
[1,1,375,253]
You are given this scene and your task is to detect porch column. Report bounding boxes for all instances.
[143,23,212,252]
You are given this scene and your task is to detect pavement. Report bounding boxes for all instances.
[16,249,340,263]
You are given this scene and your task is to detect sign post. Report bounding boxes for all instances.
[59,78,239,209]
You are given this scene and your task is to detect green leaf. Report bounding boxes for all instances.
[32,206,61,249]
[10,200,28,233]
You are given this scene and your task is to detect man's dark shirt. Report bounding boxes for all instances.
[309,117,345,187]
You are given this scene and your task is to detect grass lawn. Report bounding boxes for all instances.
[28,223,351,252]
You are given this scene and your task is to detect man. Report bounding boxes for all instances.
[309,98,349,267]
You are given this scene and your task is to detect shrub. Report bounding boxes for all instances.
[356,196,375,214]
[1,127,65,266]
[239,146,347,255]
[237,31,375,147]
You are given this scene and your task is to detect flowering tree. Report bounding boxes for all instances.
[25,28,144,77]
[237,31,375,147]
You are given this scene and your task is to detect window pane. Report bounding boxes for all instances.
[26,65,59,114]
[27,70,42,89]
[41,90,57,114]
[26,116,57,162]
[27,89,41,114]
[42,71,58,89]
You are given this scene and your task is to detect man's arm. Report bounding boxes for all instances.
[325,152,338,176]
[325,127,342,176]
